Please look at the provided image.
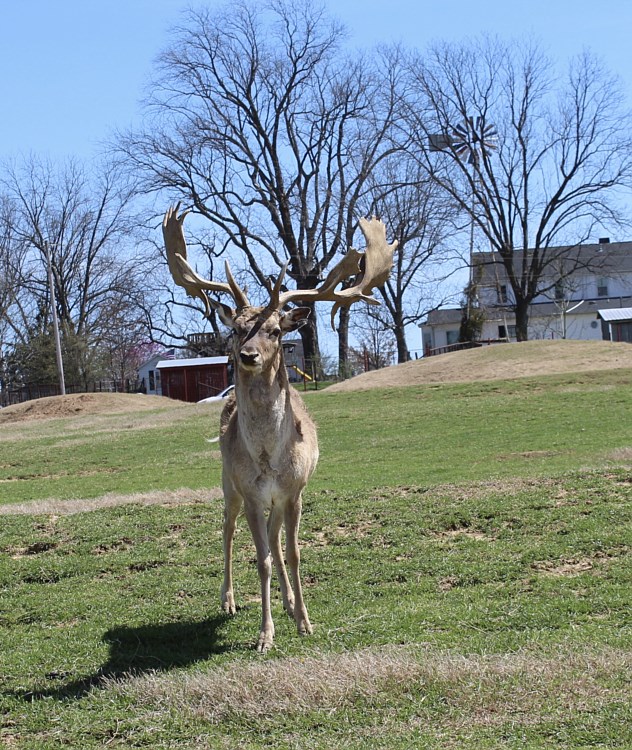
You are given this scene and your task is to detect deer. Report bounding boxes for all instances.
[162,204,397,652]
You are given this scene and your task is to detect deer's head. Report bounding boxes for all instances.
[221,305,310,375]
[162,204,398,374]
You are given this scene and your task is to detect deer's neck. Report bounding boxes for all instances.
[235,352,293,450]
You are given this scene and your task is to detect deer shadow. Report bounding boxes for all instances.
[14,615,231,702]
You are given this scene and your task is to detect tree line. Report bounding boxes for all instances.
[2,0,631,394]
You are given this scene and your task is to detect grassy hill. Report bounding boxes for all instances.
[0,340,630,748]
[328,339,632,391]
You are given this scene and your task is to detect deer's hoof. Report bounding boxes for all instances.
[296,616,313,636]
[256,629,275,653]
[221,588,237,615]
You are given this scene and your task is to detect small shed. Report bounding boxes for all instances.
[156,356,229,403]
[597,308,632,343]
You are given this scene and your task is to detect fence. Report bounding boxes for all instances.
[424,339,509,357]
[1,379,142,408]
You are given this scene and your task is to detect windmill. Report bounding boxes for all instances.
[429,116,499,328]
[451,116,498,165]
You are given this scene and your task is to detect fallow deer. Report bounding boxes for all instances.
[162,205,397,651]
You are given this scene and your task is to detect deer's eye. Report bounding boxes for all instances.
[270,327,282,338]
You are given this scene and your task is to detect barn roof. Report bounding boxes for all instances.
[156,356,228,369]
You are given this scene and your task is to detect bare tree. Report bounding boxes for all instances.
[0,197,25,347]
[360,155,462,362]
[405,37,632,340]
[0,155,152,388]
[350,305,397,371]
[117,0,401,368]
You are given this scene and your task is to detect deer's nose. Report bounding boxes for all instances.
[239,349,260,367]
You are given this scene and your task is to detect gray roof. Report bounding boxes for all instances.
[598,307,632,322]
[424,308,463,325]
[473,241,632,283]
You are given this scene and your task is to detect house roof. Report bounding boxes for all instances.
[139,351,174,369]
[473,240,632,272]
[424,296,632,327]
[423,308,463,326]
[156,356,229,369]
[597,307,632,322]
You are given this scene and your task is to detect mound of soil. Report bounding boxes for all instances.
[0,392,183,424]
[327,339,632,393]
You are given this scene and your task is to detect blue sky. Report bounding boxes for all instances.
[2,0,630,162]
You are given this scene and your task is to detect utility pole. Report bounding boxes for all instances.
[44,241,66,396]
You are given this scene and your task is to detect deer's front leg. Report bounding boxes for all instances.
[221,490,242,615]
[268,504,295,617]
[285,494,312,636]
[244,502,275,652]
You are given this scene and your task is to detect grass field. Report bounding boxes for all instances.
[0,364,631,748]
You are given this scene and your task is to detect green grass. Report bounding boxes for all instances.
[2,369,632,504]
[0,368,631,748]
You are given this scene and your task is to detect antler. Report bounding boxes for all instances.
[163,207,397,327]
[162,204,250,317]
[273,217,398,328]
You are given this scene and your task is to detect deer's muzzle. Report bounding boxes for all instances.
[239,349,260,368]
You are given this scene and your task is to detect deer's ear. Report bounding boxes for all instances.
[208,299,235,329]
[281,307,311,332]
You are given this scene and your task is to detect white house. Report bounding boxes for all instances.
[137,350,175,395]
[421,239,632,353]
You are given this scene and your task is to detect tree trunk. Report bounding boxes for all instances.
[337,306,350,379]
[298,302,323,379]
[514,300,530,341]
[395,324,409,363]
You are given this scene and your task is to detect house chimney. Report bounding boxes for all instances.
[598,237,610,244]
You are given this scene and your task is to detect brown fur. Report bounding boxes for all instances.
[218,306,318,652]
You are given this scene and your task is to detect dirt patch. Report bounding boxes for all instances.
[435,528,492,541]
[0,393,185,424]
[532,557,596,576]
[326,339,632,393]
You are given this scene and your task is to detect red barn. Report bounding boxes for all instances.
[156,356,229,403]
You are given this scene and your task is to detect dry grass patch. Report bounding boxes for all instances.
[608,447,632,463]
[105,645,631,728]
[0,487,223,516]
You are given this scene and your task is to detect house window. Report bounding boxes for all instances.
[446,330,459,346]
[497,285,508,303]
[148,370,155,391]
[508,325,517,338]
[554,280,565,301]
[597,277,609,297]
[498,325,507,339]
